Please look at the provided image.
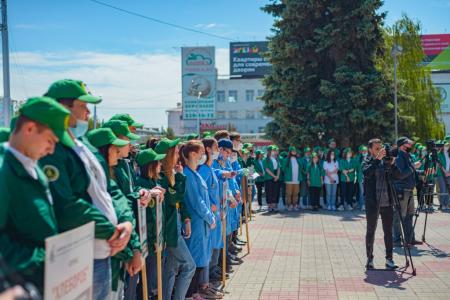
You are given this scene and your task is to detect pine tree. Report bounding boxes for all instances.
[262,0,395,148]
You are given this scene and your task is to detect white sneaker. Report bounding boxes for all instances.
[346,205,353,211]
[385,258,398,269]
[337,206,344,211]
[327,205,332,210]
[332,206,337,211]
[361,205,366,211]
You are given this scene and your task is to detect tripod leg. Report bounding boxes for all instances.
[422,209,428,243]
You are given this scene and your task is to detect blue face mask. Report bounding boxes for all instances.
[69,119,89,138]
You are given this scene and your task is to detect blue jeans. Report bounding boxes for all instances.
[325,184,337,207]
[358,181,365,208]
[436,176,450,207]
[93,258,112,300]
[209,248,221,274]
[162,233,196,300]
[124,273,139,300]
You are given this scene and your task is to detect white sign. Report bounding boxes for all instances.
[138,201,149,259]
[436,83,450,113]
[45,222,95,300]
[181,47,216,120]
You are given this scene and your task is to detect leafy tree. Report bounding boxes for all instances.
[381,15,444,141]
[165,127,176,139]
[261,0,396,148]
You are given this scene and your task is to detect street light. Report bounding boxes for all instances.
[391,44,403,141]
[191,79,203,136]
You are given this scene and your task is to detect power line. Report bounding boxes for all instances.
[88,0,236,41]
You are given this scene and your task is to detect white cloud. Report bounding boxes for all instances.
[2,49,230,128]
[194,23,225,29]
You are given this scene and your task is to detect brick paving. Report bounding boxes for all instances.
[224,204,450,300]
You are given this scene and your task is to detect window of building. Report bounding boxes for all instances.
[216,111,226,119]
[228,110,238,119]
[217,90,225,102]
[246,110,255,119]
[257,89,264,98]
[245,90,254,102]
[228,90,238,102]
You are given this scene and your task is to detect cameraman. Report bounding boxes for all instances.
[393,137,422,247]
[362,138,398,269]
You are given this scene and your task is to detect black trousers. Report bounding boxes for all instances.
[186,267,203,297]
[265,179,280,205]
[309,187,321,208]
[341,182,354,206]
[366,206,394,260]
[256,181,264,206]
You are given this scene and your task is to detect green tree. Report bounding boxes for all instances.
[381,15,444,141]
[262,0,395,148]
[165,127,176,139]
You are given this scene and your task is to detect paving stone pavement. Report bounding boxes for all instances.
[224,204,450,300]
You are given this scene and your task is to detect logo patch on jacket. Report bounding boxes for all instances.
[43,165,60,182]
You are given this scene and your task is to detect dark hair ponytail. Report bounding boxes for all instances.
[179,140,203,167]
[202,138,217,164]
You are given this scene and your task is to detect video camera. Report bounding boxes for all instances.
[426,139,439,162]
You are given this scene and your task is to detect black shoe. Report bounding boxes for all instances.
[411,240,423,246]
[366,258,374,270]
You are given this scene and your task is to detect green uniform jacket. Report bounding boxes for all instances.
[39,143,116,239]
[282,156,304,182]
[160,172,189,248]
[355,155,365,183]
[262,156,279,181]
[253,159,266,183]
[278,156,285,182]
[0,147,58,292]
[306,162,324,187]
[300,157,311,182]
[339,158,357,183]
[135,176,161,256]
[437,152,448,177]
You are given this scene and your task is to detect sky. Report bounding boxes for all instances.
[2,0,450,128]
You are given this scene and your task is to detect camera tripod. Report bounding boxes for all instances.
[377,161,417,275]
[413,150,450,243]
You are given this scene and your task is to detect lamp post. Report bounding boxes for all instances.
[391,44,403,141]
[196,90,202,136]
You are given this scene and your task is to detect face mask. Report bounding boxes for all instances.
[445,146,449,152]
[422,151,427,156]
[330,155,335,160]
[346,154,352,159]
[233,143,243,151]
[212,151,219,160]
[362,153,368,157]
[405,147,412,153]
[69,119,89,138]
[198,154,207,165]
[230,155,238,163]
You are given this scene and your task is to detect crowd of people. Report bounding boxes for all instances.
[1,79,450,300]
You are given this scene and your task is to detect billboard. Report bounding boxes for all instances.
[421,34,450,71]
[181,47,216,120]
[230,41,272,78]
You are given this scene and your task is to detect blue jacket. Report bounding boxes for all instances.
[182,166,215,267]
[198,164,223,250]
[393,150,416,191]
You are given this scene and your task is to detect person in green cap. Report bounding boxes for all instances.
[0,97,71,293]
[339,148,357,211]
[306,152,325,211]
[102,120,162,299]
[300,147,312,209]
[152,137,196,300]
[185,133,200,141]
[40,79,133,300]
[253,149,266,210]
[263,145,281,212]
[0,127,10,143]
[282,146,302,211]
[356,145,368,211]
[110,113,144,134]
[436,140,450,211]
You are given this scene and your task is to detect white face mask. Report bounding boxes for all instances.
[346,154,352,160]
[212,151,219,160]
[198,154,207,165]
[230,154,238,163]
[362,152,368,157]
[69,119,89,138]
[445,146,449,152]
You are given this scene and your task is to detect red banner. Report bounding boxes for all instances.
[421,34,450,56]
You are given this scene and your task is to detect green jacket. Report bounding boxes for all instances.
[355,155,365,183]
[160,172,189,248]
[262,156,279,181]
[135,176,161,256]
[300,157,311,182]
[0,147,58,293]
[437,152,448,177]
[253,159,266,183]
[339,158,357,183]
[39,142,116,239]
[306,162,324,187]
[282,156,303,182]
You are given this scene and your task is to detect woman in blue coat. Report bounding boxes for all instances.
[180,140,216,299]
[198,138,226,298]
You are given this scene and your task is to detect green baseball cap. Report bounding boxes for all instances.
[0,127,10,142]
[304,147,311,153]
[288,146,297,152]
[280,151,288,158]
[185,133,199,140]
[102,120,140,140]
[243,143,254,149]
[136,149,166,166]
[343,147,352,154]
[267,145,275,151]
[202,131,212,138]
[45,79,101,104]
[19,96,73,147]
[87,128,129,148]
[313,146,321,152]
[255,150,263,156]
[154,138,180,154]
[110,114,144,128]
[359,146,368,151]
[311,152,318,158]
[242,149,250,155]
